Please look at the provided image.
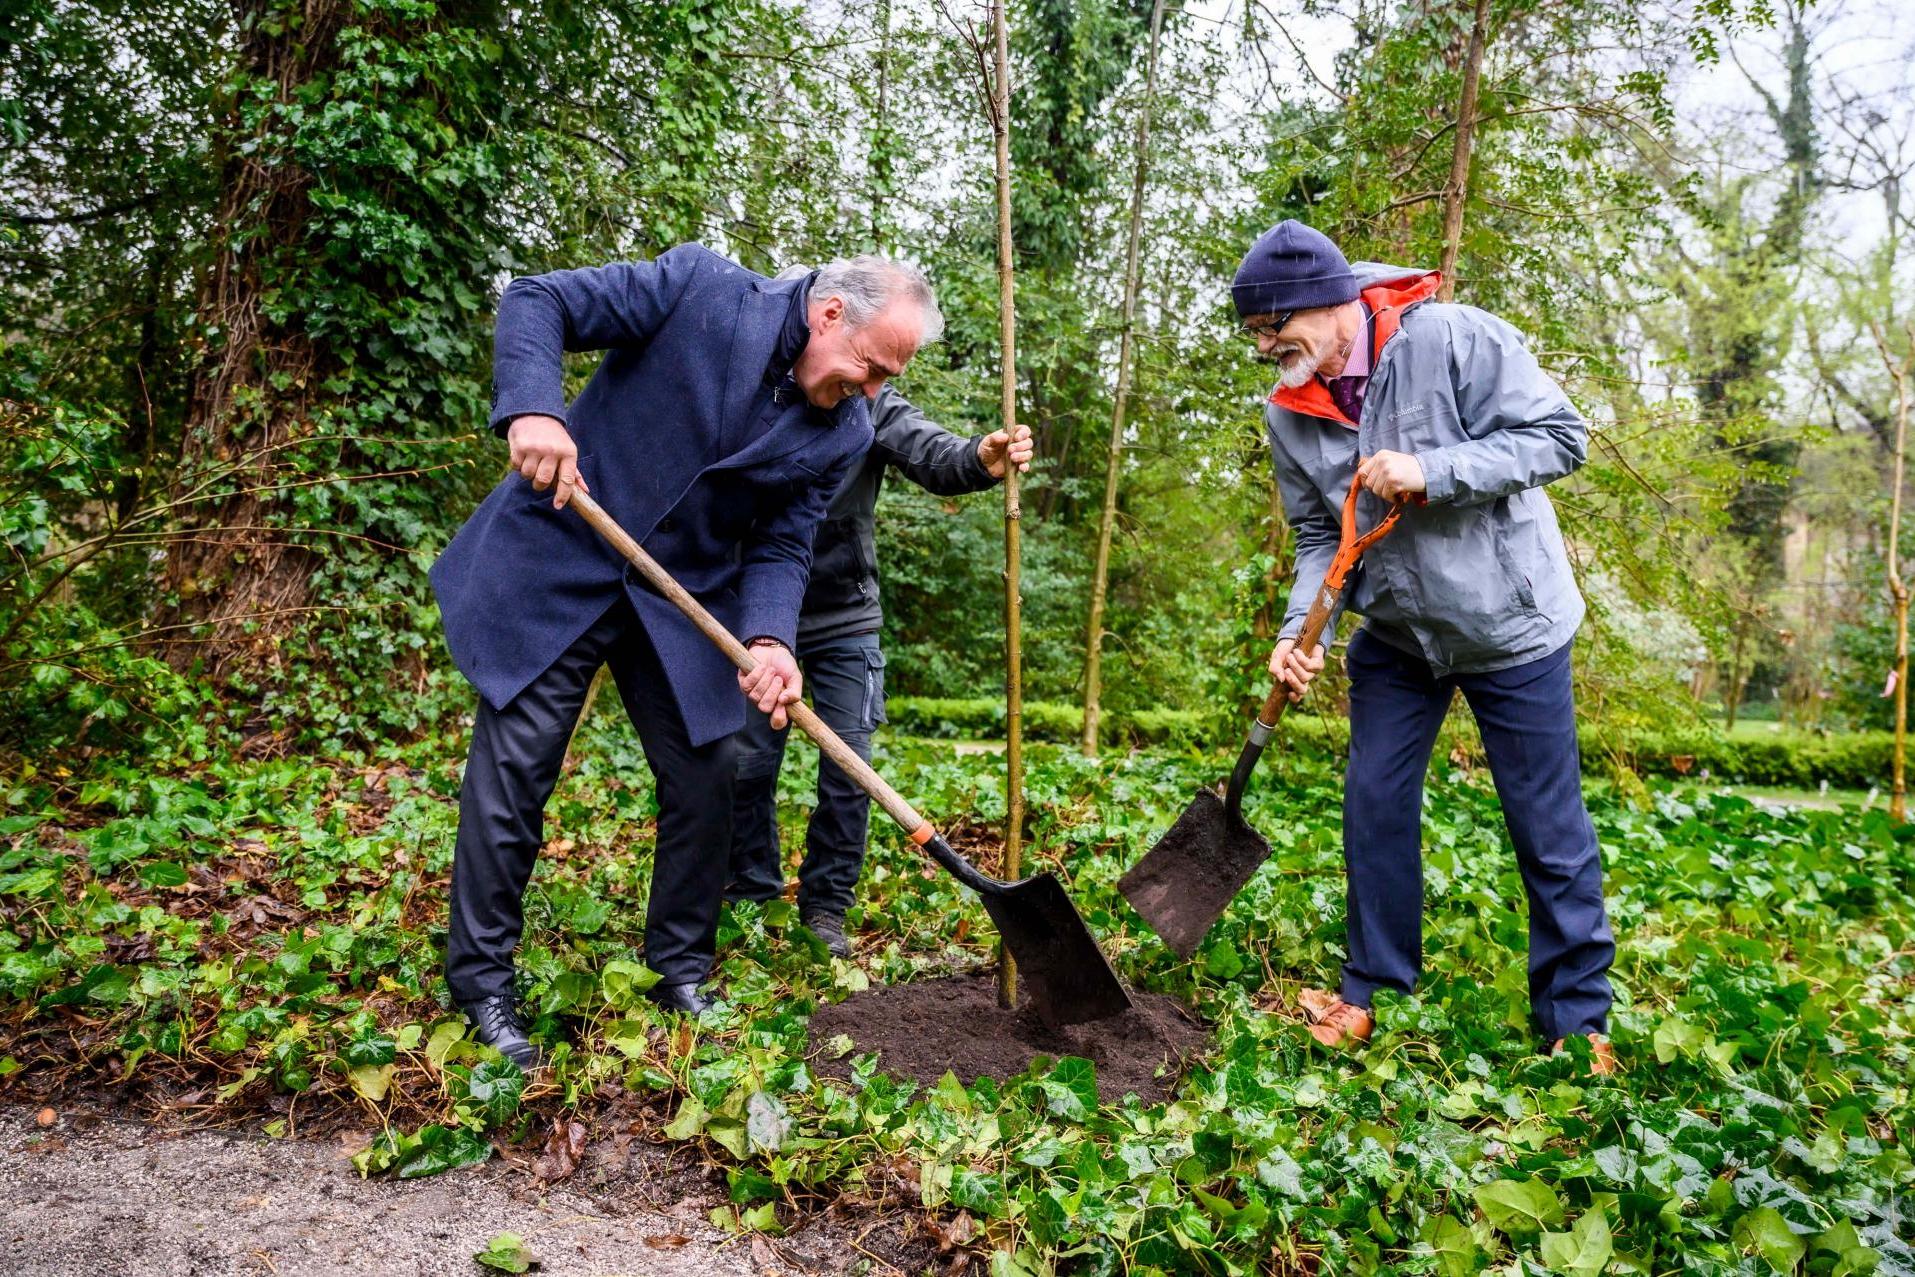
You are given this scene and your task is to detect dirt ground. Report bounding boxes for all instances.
[0,1104,915,1277]
[807,973,1206,1104]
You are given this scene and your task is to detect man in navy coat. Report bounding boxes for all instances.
[430,245,943,1065]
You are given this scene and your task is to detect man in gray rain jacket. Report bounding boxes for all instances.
[1236,219,1615,1074]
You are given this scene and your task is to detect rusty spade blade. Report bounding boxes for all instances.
[1119,782,1272,959]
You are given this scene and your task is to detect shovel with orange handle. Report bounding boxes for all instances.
[1119,480,1406,957]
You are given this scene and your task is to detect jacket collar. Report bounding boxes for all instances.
[1269,269,1442,427]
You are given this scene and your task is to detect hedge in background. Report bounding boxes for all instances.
[884,697,1213,750]
[884,697,1899,789]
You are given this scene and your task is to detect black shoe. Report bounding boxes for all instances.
[646,980,714,1015]
[460,993,544,1071]
[801,910,851,959]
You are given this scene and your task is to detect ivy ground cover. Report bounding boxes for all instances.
[0,724,1910,1275]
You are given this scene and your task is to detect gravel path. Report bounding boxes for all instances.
[0,1104,874,1277]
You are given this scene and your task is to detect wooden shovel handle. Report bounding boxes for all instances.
[1255,582,1341,729]
[568,491,936,844]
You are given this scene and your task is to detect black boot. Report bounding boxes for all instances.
[801,910,851,959]
[646,981,714,1015]
[460,993,543,1071]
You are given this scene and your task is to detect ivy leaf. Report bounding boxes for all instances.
[1653,1015,1710,1063]
[137,861,188,888]
[1421,1215,1480,1277]
[745,1090,791,1154]
[1255,1147,1309,1199]
[600,959,659,1011]
[1734,1207,1807,1273]
[740,1202,782,1235]
[1473,1177,1565,1237]
[665,1095,708,1141]
[458,1058,525,1128]
[473,1231,534,1273]
[951,1166,1007,1216]
[349,1063,393,1102]
[1038,1057,1098,1121]
[424,1020,465,1069]
[1540,1210,1613,1277]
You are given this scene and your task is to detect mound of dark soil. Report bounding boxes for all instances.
[806,973,1207,1105]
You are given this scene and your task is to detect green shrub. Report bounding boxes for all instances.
[887,698,1899,787]
[1593,727,1895,789]
[885,696,1216,748]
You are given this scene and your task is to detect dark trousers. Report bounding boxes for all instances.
[445,598,736,1003]
[1340,628,1614,1039]
[725,634,886,917]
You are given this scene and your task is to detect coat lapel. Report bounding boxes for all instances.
[717,284,789,457]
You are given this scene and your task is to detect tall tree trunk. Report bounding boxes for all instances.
[870,0,894,250]
[1703,0,1819,579]
[1876,320,1913,820]
[1081,0,1166,758]
[1724,614,1749,732]
[1436,0,1491,302]
[159,0,347,679]
[988,0,1023,1011]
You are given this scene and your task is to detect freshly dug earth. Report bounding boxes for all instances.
[807,973,1207,1104]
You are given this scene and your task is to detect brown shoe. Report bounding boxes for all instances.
[1552,1034,1618,1076]
[1298,988,1374,1047]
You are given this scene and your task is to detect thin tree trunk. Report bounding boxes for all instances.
[1436,0,1491,303]
[870,0,893,250]
[1875,320,1914,820]
[1081,0,1166,758]
[1725,617,1748,732]
[987,0,1023,1010]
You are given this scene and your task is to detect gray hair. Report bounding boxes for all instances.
[781,255,944,344]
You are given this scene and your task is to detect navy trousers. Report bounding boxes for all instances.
[1340,628,1614,1039]
[726,634,887,917]
[445,597,737,1002]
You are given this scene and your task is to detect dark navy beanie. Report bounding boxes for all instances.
[1232,220,1358,319]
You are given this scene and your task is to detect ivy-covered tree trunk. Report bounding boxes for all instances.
[159,0,346,679]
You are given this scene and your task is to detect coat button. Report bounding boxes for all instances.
[657,517,677,532]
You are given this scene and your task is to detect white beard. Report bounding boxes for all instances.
[1275,348,1322,389]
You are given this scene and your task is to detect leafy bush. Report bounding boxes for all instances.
[885,695,1215,748]
[1594,726,1896,788]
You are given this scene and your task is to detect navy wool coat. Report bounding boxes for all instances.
[430,243,873,747]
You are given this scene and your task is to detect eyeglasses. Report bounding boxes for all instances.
[1241,309,1295,341]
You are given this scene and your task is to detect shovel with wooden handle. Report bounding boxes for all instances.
[568,490,1133,1028]
[1119,482,1405,957]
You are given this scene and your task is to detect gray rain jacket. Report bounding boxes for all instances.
[797,384,998,649]
[1267,262,1586,674]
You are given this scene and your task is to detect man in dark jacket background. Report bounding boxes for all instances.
[431,246,942,1065]
[724,287,1031,955]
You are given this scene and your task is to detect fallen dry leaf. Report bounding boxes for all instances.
[532,1116,590,1182]
[925,1210,977,1252]
[642,1234,691,1250]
